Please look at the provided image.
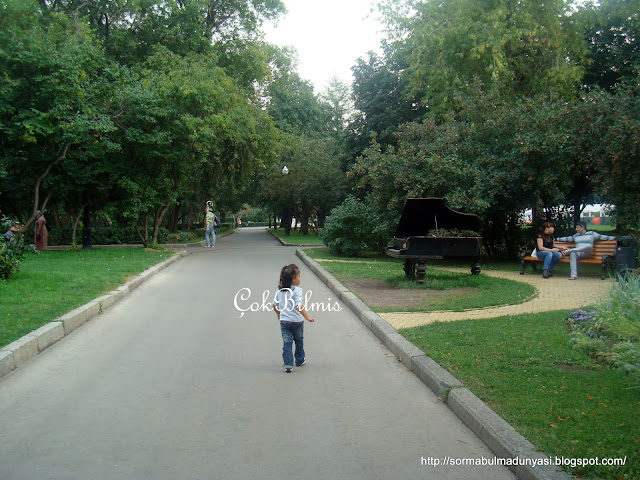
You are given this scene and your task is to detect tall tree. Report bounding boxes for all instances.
[349,48,425,158]
[38,0,286,64]
[266,72,332,137]
[259,135,347,234]
[380,0,587,115]
[107,50,279,245]
[592,79,640,228]
[0,1,118,229]
[577,0,640,91]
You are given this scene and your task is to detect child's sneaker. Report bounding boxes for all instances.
[296,359,306,367]
[285,367,292,373]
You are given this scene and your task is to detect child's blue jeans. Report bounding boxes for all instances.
[280,321,305,368]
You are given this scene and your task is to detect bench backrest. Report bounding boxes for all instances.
[555,240,617,258]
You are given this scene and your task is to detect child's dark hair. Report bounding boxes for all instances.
[278,264,300,290]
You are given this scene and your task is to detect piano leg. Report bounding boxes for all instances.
[471,260,481,275]
[416,259,427,283]
[403,260,415,280]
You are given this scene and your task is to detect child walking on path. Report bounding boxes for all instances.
[273,264,314,373]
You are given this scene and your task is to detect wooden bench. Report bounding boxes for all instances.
[520,240,617,279]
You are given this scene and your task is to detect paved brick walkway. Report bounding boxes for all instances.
[379,268,615,329]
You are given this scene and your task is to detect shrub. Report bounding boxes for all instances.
[48,226,169,246]
[321,196,390,256]
[178,231,195,242]
[0,234,37,280]
[0,242,21,280]
[567,275,640,374]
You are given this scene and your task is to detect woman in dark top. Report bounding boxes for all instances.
[535,222,566,279]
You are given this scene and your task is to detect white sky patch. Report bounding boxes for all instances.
[263,0,384,92]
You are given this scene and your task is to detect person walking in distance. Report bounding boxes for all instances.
[204,204,217,248]
[273,264,314,373]
[34,214,48,250]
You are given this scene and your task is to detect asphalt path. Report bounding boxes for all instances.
[0,227,515,480]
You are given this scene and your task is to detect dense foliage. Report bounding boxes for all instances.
[321,196,390,256]
[1,0,639,255]
[568,274,640,375]
[342,0,640,247]
[1,217,36,280]
[0,0,348,246]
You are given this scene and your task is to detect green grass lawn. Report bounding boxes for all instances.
[315,258,534,312]
[401,312,640,480]
[304,246,638,479]
[268,227,324,244]
[303,247,535,311]
[0,248,173,349]
[304,246,613,277]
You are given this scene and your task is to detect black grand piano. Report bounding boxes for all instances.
[386,198,482,283]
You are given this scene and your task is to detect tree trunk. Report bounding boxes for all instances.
[71,210,84,246]
[572,199,583,226]
[532,196,545,224]
[152,200,172,245]
[135,214,150,248]
[168,201,182,233]
[82,202,92,248]
[20,144,69,234]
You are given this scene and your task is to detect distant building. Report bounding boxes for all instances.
[580,204,613,225]
[519,204,614,226]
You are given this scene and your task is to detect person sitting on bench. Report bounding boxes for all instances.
[556,222,616,280]
[535,222,567,279]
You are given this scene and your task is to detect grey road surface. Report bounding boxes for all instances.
[0,228,515,480]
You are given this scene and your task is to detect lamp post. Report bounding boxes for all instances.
[81,191,92,248]
[281,166,291,236]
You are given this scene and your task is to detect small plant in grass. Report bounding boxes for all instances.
[568,275,640,374]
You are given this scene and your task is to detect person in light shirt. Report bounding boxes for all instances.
[556,222,615,280]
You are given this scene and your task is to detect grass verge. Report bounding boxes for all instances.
[269,228,324,244]
[0,248,174,349]
[303,246,612,277]
[401,311,640,480]
[303,248,535,312]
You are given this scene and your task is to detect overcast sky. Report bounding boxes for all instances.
[262,0,384,93]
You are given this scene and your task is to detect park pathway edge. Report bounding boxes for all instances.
[0,250,189,380]
[296,248,572,480]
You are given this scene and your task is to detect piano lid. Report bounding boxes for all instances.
[394,198,481,237]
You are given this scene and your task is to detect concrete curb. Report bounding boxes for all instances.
[296,248,572,480]
[0,250,189,381]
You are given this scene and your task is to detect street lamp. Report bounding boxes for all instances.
[81,191,92,248]
[281,166,291,236]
